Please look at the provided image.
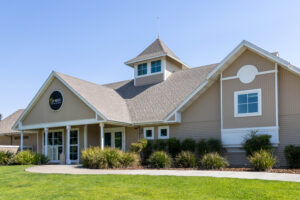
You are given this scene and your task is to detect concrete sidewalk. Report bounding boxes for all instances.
[26,165,300,182]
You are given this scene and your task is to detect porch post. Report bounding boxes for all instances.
[66,125,71,165]
[44,128,48,156]
[20,130,24,152]
[84,125,88,150]
[100,123,104,150]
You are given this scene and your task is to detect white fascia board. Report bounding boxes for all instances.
[12,71,56,130]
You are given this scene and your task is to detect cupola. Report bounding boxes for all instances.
[125,38,189,86]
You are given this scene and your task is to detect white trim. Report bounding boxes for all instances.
[275,63,279,127]
[13,71,107,130]
[158,126,169,139]
[163,40,300,122]
[20,118,103,130]
[100,123,104,150]
[66,125,71,164]
[220,73,223,129]
[20,131,24,151]
[143,127,154,140]
[234,88,262,118]
[221,126,279,148]
[0,145,19,148]
[221,70,276,81]
[104,127,126,151]
[42,128,65,163]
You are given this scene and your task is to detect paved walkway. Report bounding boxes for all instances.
[26,165,300,182]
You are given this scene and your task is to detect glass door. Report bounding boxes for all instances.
[46,131,64,162]
[104,132,112,147]
[114,132,122,150]
[70,130,79,162]
[103,128,125,151]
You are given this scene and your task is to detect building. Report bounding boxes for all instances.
[1,38,300,166]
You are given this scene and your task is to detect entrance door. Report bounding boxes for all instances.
[46,131,64,162]
[70,129,79,163]
[103,128,125,151]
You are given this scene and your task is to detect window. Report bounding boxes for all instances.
[234,89,262,117]
[151,60,161,73]
[158,126,169,139]
[144,127,154,140]
[137,63,147,76]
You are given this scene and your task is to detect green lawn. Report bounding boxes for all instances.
[0,166,299,200]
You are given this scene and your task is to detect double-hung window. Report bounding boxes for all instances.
[137,63,147,76]
[234,89,262,117]
[151,60,161,73]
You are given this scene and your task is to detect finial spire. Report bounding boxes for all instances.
[157,16,160,38]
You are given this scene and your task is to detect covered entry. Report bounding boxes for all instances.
[104,127,125,151]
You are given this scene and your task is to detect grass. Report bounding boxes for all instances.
[0,166,299,200]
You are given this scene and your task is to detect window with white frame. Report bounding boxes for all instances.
[234,88,262,117]
[144,127,154,140]
[158,126,169,139]
[137,63,147,76]
[151,60,161,73]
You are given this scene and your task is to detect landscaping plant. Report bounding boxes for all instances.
[200,153,229,169]
[147,151,172,168]
[248,149,276,171]
[197,138,223,157]
[243,131,273,156]
[167,138,181,157]
[0,151,14,165]
[175,151,197,168]
[284,145,300,168]
[181,138,196,152]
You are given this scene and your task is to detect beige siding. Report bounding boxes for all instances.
[222,50,275,78]
[0,135,12,145]
[277,67,300,166]
[23,78,95,126]
[166,57,182,79]
[171,81,221,140]
[12,133,38,152]
[135,73,164,86]
[125,127,140,151]
[223,73,276,129]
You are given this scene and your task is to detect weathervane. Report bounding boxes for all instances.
[157,16,160,38]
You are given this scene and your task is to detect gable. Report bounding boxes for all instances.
[222,49,275,78]
[22,77,96,126]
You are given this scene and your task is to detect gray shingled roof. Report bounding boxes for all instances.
[125,38,181,65]
[0,109,24,135]
[56,64,218,124]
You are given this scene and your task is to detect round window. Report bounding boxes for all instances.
[49,91,63,110]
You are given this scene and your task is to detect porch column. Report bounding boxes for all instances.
[84,125,88,150]
[44,128,48,156]
[20,130,24,152]
[66,125,71,165]
[100,123,104,150]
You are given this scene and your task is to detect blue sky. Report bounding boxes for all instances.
[1,0,300,118]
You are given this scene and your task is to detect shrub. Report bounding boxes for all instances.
[197,138,223,157]
[167,138,181,157]
[13,150,36,165]
[0,151,14,165]
[207,138,222,154]
[120,152,140,168]
[200,153,229,169]
[198,139,209,157]
[243,132,273,156]
[102,148,123,168]
[284,145,300,168]
[33,153,49,165]
[181,138,196,152]
[153,139,168,151]
[81,147,106,169]
[141,140,153,164]
[248,149,276,171]
[175,151,197,168]
[130,142,144,153]
[147,151,172,168]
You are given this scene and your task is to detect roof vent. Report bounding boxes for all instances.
[271,52,279,57]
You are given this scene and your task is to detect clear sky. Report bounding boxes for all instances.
[1,0,300,118]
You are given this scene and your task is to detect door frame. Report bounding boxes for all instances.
[42,128,65,163]
[104,127,126,151]
[70,128,80,164]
